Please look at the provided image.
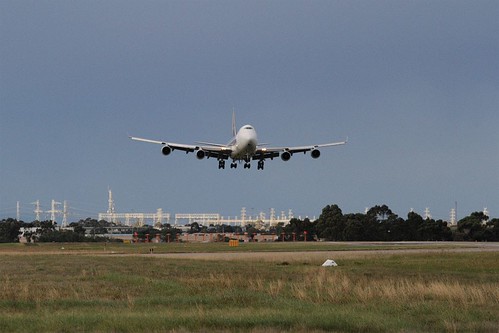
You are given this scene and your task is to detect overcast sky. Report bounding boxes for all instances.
[1,0,498,223]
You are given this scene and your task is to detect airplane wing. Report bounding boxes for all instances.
[251,147,281,160]
[129,136,233,159]
[130,136,197,152]
[195,141,228,147]
[253,139,347,161]
[280,140,348,154]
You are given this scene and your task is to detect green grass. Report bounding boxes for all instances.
[0,244,498,332]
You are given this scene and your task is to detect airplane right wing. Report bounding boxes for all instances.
[129,136,197,152]
[129,136,233,160]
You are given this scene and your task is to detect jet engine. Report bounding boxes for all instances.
[196,149,206,160]
[161,145,172,156]
[311,149,321,159]
[281,151,291,161]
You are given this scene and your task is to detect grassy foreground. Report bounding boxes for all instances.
[0,243,498,332]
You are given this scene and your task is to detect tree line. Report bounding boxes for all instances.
[305,204,499,242]
[1,204,498,242]
[0,218,109,243]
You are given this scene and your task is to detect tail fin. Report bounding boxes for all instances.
[232,109,237,137]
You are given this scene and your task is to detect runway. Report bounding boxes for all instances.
[145,241,499,262]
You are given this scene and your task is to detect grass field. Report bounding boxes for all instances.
[0,242,498,332]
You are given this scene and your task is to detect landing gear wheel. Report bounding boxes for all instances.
[218,160,225,169]
[257,160,265,170]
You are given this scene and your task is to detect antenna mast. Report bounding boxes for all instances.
[46,200,61,224]
[62,201,69,227]
[424,207,432,220]
[107,187,116,223]
[32,200,42,221]
[450,207,456,225]
[241,207,246,226]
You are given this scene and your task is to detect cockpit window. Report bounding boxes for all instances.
[244,126,253,130]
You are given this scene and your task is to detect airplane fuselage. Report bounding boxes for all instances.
[230,125,258,161]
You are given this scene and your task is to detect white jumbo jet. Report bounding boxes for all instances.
[130,113,347,170]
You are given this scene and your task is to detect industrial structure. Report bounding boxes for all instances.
[95,188,294,227]
[98,209,170,227]
[10,189,492,227]
[97,188,170,227]
[174,207,295,227]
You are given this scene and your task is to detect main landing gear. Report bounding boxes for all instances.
[220,159,265,170]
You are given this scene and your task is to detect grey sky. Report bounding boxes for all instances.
[1,0,498,222]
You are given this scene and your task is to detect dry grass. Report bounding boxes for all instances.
[286,269,499,306]
[239,265,499,311]
[0,245,498,332]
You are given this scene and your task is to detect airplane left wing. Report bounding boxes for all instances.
[253,139,347,161]
[252,147,280,161]
[282,139,348,154]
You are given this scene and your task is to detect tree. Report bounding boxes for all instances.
[383,217,407,241]
[134,225,160,242]
[69,218,111,234]
[458,212,488,241]
[37,229,87,242]
[246,225,259,240]
[364,205,399,240]
[432,219,453,241]
[484,218,499,241]
[284,218,315,241]
[189,222,200,233]
[73,224,86,235]
[405,211,424,241]
[269,222,284,238]
[24,220,56,241]
[367,205,397,222]
[342,214,365,241]
[315,204,344,241]
[0,218,22,243]
[161,225,182,242]
[315,204,455,242]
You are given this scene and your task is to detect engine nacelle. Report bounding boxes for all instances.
[196,149,206,160]
[311,149,321,159]
[161,145,172,156]
[281,151,291,161]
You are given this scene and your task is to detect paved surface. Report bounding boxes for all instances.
[3,242,497,261]
[145,242,499,262]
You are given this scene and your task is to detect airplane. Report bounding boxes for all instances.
[129,113,347,170]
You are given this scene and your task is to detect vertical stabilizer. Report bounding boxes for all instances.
[232,109,237,137]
